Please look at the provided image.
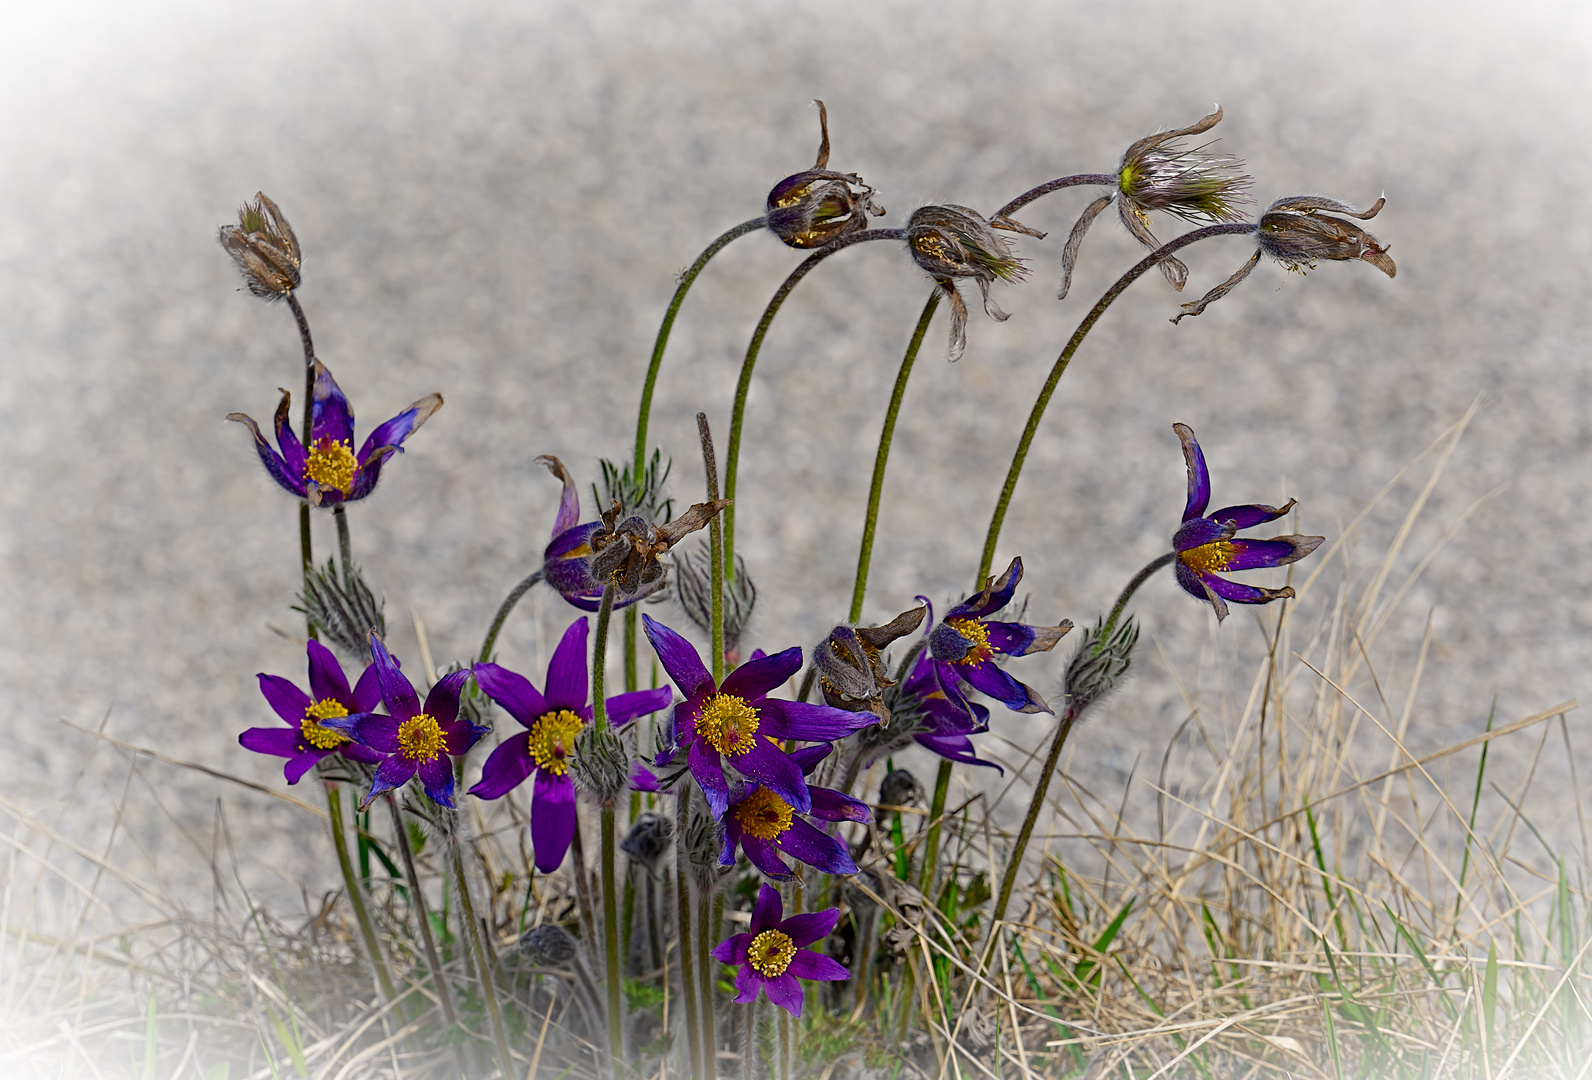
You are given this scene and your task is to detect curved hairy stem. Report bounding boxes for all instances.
[848,290,939,623]
[994,173,1116,221]
[917,760,953,897]
[975,222,1257,585]
[697,413,726,681]
[287,293,317,635]
[477,569,544,664]
[592,584,626,1071]
[722,229,905,577]
[1102,551,1176,642]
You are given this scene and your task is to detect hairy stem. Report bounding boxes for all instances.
[698,412,725,681]
[975,222,1258,585]
[698,882,718,1080]
[722,229,905,577]
[593,583,626,1071]
[325,784,397,1005]
[675,789,703,1080]
[333,506,354,587]
[994,173,1116,220]
[991,711,1077,930]
[1102,552,1176,643]
[287,293,317,636]
[917,761,953,897]
[477,569,544,664]
[386,797,461,1035]
[449,833,515,1080]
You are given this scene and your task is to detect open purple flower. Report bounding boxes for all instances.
[721,745,869,880]
[899,651,1003,772]
[711,883,848,1017]
[469,617,671,872]
[1172,423,1325,622]
[239,639,385,783]
[320,632,486,809]
[925,557,1072,714]
[227,360,442,508]
[642,615,879,820]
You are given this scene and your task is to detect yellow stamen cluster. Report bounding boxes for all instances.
[1179,541,1238,575]
[697,693,760,757]
[909,231,956,267]
[300,698,350,750]
[527,709,586,776]
[397,713,446,762]
[748,929,797,978]
[304,438,358,495]
[734,787,795,841]
[946,617,993,664]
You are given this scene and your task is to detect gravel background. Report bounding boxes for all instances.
[2,0,1589,913]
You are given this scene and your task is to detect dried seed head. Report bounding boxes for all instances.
[672,540,757,661]
[1062,615,1141,721]
[906,205,1029,361]
[815,606,926,721]
[296,558,385,662]
[218,192,301,300]
[518,923,578,967]
[572,721,629,807]
[765,100,885,249]
[620,811,674,874]
[878,769,925,810]
[1258,195,1396,277]
[587,497,730,602]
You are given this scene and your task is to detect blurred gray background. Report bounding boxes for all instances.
[2,0,1589,909]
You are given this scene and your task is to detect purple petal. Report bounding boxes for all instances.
[915,733,1003,773]
[340,742,384,765]
[473,662,548,727]
[763,972,804,1017]
[742,834,794,879]
[757,699,877,742]
[788,743,833,775]
[776,818,857,875]
[779,907,843,947]
[981,621,1038,656]
[469,734,535,799]
[630,761,663,792]
[960,659,1052,714]
[733,964,764,1005]
[369,633,420,720]
[356,393,444,465]
[1174,563,1230,622]
[1224,536,1323,570]
[227,406,306,498]
[283,749,326,784]
[751,883,784,933]
[342,447,394,502]
[372,754,418,794]
[258,673,311,725]
[537,455,583,537]
[690,738,731,819]
[424,669,472,727]
[417,755,456,808]
[1205,573,1294,606]
[947,557,1022,621]
[642,615,714,698]
[310,361,355,447]
[787,949,849,982]
[1208,501,1294,531]
[239,726,299,758]
[1172,517,1232,552]
[809,786,871,824]
[1175,423,1210,521]
[544,618,590,711]
[712,933,752,965]
[604,687,673,725]
[270,392,307,479]
[730,738,810,815]
[334,713,399,754]
[720,647,802,701]
[350,662,383,712]
[305,640,352,704]
[531,770,577,872]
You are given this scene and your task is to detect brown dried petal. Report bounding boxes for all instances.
[1118,105,1225,172]
[1058,194,1113,300]
[654,498,730,548]
[1119,200,1189,290]
[1172,250,1261,324]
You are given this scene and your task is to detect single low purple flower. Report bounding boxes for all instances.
[227,360,442,508]
[925,557,1072,715]
[711,883,848,1017]
[642,615,879,820]
[721,745,869,880]
[469,618,671,872]
[321,632,486,810]
[239,639,385,783]
[1171,423,1325,622]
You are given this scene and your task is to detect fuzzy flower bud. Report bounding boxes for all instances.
[518,923,578,967]
[906,205,1030,361]
[297,559,385,661]
[879,768,925,810]
[814,605,926,722]
[572,720,630,807]
[672,540,757,666]
[1062,615,1140,721]
[765,100,885,249]
[685,810,731,892]
[218,192,302,300]
[620,811,674,876]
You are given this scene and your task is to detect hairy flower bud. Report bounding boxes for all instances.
[620,811,674,876]
[672,540,757,664]
[1062,615,1140,721]
[765,100,885,249]
[572,720,630,806]
[906,205,1030,361]
[518,923,578,967]
[684,809,730,892]
[297,558,385,661]
[878,768,925,810]
[814,606,926,721]
[218,192,302,300]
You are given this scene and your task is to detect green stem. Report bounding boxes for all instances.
[386,797,460,1032]
[624,606,638,693]
[477,569,544,664]
[633,218,765,481]
[917,761,953,897]
[333,505,354,586]
[849,290,938,623]
[697,412,726,682]
[593,583,626,1072]
[1101,552,1175,643]
[974,222,1258,585]
[325,784,397,1005]
[698,883,718,1080]
[449,833,515,1080]
[287,293,317,637]
[991,711,1076,930]
[675,790,704,1080]
[723,229,905,578]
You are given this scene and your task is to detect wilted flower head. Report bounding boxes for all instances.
[711,883,848,1017]
[813,605,926,721]
[228,361,442,508]
[907,205,1031,362]
[1174,195,1394,323]
[1170,423,1325,621]
[1059,107,1252,297]
[926,556,1071,714]
[673,540,757,665]
[869,650,1003,772]
[218,192,302,300]
[765,100,885,249]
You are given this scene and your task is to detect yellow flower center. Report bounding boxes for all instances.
[946,618,993,664]
[397,713,446,762]
[697,693,760,757]
[304,437,358,496]
[527,709,586,776]
[770,178,820,210]
[909,230,958,267]
[734,787,795,841]
[1180,541,1238,575]
[748,929,797,978]
[301,698,350,750]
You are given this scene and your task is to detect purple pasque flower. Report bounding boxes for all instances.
[721,745,869,880]
[468,617,671,873]
[712,883,848,1017]
[925,557,1072,715]
[239,639,385,783]
[642,614,879,820]
[227,360,442,508]
[320,632,486,810]
[1171,423,1325,622]
[898,651,1003,772]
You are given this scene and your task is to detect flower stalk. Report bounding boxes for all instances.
[448,828,515,1080]
[385,796,463,1055]
[675,789,704,1079]
[697,412,726,681]
[592,582,627,1070]
[324,783,398,1005]
[288,293,317,634]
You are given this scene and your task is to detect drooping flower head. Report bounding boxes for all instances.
[720,744,870,880]
[642,615,879,819]
[906,205,1032,362]
[239,639,384,783]
[1059,107,1253,298]
[1173,195,1394,323]
[812,605,926,722]
[536,455,727,611]
[227,360,442,507]
[469,618,671,872]
[925,557,1072,714]
[711,883,848,1017]
[320,632,487,810]
[889,650,1003,771]
[1171,423,1325,621]
[218,192,302,300]
[765,100,885,249]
